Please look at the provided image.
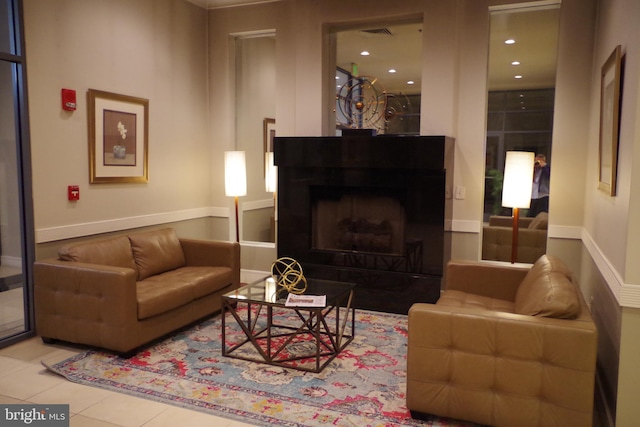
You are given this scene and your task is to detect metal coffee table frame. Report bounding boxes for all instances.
[222,278,355,373]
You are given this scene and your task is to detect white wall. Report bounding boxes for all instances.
[24,0,211,242]
[584,0,640,423]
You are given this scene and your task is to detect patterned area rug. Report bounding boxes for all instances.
[45,308,479,426]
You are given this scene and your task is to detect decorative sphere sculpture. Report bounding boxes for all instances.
[271,257,307,295]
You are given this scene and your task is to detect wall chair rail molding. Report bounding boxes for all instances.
[447,219,482,233]
[581,228,627,306]
[35,207,224,243]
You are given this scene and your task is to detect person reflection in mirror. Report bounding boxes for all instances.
[529,154,550,217]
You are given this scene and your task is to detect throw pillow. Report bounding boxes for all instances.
[514,254,581,319]
[129,228,186,281]
[528,212,549,229]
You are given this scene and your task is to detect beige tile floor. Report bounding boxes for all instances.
[0,337,258,426]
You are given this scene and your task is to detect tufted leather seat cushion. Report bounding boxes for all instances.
[514,254,581,319]
[129,228,186,280]
[136,266,234,319]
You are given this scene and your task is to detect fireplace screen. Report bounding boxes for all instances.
[312,189,405,256]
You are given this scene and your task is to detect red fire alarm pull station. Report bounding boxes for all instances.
[68,185,80,201]
[61,89,76,111]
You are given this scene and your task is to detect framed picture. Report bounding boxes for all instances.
[88,89,149,183]
[263,117,276,176]
[598,45,623,196]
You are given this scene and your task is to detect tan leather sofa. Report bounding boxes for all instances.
[34,228,240,355]
[407,255,597,427]
[482,212,548,263]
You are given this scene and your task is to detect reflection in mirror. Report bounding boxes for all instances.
[481,3,560,263]
[334,21,422,135]
[235,32,276,243]
[0,60,26,339]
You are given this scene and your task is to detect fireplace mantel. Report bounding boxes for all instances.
[274,135,453,314]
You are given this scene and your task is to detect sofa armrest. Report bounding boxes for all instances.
[34,259,139,350]
[407,303,597,426]
[180,238,240,286]
[445,260,528,301]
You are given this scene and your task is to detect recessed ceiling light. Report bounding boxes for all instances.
[514,75,523,79]
[360,50,370,56]
[388,69,397,73]
[407,80,415,85]
[335,76,340,80]
[511,61,521,66]
[505,39,516,45]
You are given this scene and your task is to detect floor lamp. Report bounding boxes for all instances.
[501,151,534,264]
[265,152,277,206]
[225,151,247,243]
[265,152,278,241]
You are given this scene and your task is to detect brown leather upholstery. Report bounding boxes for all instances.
[407,255,597,427]
[34,228,240,354]
[129,228,186,280]
[482,214,548,263]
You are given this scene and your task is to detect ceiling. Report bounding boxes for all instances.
[335,23,424,95]
[488,5,560,91]
[192,0,561,94]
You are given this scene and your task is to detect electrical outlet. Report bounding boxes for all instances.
[445,186,452,199]
[455,185,466,200]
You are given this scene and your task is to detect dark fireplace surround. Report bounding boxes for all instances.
[274,135,452,314]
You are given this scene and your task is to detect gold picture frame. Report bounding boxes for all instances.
[598,45,623,196]
[88,89,149,183]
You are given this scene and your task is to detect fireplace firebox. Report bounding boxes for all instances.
[274,135,453,314]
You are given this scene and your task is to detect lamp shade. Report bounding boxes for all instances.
[502,151,534,209]
[224,151,247,197]
[265,151,277,193]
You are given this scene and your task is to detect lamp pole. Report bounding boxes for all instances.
[511,207,520,264]
[225,151,247,244]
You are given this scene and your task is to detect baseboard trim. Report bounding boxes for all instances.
[0,256,22,269]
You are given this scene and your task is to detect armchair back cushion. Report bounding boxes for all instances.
[528,212,549,229]
[58,235,137,271]
[129,228,186,280]
[514,254,581,319]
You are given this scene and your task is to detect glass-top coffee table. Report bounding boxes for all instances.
[222,277,355,373]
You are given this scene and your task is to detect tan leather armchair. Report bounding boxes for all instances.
[482,213,548,263]
[407,255,597,427]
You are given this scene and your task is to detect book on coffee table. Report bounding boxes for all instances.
[285,294,326,307]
